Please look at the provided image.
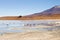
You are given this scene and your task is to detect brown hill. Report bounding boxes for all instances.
[0,5,60,20]
[0,14,60,20]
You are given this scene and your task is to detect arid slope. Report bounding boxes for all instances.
[0,6,60,20]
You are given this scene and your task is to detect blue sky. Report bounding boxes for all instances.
[0,0,60,16]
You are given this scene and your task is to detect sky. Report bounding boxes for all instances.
[0,0,60,16]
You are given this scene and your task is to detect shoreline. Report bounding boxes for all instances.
[0,19,60,20]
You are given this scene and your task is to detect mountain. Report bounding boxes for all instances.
[0,5,60,20]
[27,5,60,16]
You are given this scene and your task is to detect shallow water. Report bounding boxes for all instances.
[0,20,60,34]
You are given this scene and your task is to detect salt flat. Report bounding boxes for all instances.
[0,29,60,40]
[0,24,60,40]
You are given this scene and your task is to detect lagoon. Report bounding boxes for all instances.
[0,20,60,34]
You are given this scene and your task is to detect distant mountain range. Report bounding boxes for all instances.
[0,5,60,20]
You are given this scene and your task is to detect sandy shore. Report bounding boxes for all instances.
[0,29,60,40]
